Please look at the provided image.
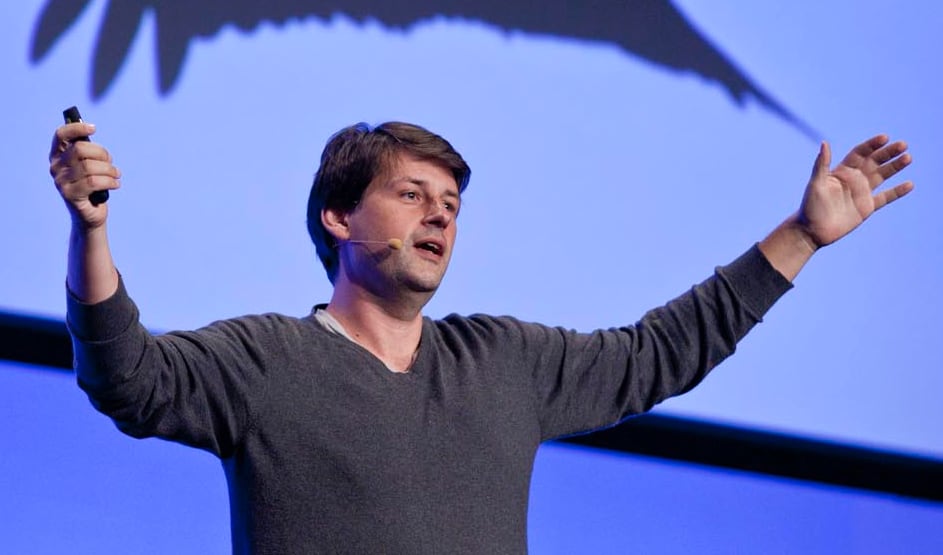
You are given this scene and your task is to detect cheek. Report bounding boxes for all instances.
[356,206,401,234]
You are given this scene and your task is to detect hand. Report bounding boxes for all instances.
[797,135,913,249]
[48,122,121,231]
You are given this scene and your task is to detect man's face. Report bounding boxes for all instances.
[338,152,461,297]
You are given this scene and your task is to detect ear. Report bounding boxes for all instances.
[321,206,351,245]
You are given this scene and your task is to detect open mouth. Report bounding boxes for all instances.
[416,241,443,256]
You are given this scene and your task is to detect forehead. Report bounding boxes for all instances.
[379,152,460,195]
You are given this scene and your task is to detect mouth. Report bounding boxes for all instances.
[414,239,445,257]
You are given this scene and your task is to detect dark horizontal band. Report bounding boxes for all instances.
[2,309,941,502]
[563,413,943,502]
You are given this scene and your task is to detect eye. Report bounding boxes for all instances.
[401,190,420,202]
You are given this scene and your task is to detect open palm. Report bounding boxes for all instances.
[799,135,913,248]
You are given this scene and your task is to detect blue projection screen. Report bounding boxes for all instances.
[6,0,940,458]
[2,0,942,551]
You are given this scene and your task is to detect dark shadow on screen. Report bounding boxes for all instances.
[29,0,817,139]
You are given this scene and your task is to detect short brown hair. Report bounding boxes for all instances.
[306,122,471,284]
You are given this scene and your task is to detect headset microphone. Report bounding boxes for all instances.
[342,239,404,250]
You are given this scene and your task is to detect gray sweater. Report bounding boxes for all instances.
[67,245,790,554]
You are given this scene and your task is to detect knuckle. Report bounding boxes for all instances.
[88,174,115,190]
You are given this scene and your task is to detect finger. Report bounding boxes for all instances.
[49,122,96,160]
[50,143,115,184]
[58,171,122,200]
[871,140,907,165]
[61,158,121,183]
[66,142,111,162]
[873,181,914,211]
[842,134,889,169]
[876,152,913,183]
[62,140,113,164]
[50,143,108,177]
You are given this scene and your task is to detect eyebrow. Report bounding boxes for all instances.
[392,176,461,200]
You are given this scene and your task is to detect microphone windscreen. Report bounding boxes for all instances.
[388,238,404,250]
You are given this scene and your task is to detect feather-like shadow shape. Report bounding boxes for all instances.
[92,1,149,99]
[30,0,94,62]
[30,0,817,138]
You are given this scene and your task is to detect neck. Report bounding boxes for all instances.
[326,281,426,373]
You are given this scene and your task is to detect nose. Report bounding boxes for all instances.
[422,199,453,228]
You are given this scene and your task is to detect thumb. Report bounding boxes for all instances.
[810,141,831,180]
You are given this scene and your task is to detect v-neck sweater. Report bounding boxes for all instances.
[67,245,791,554]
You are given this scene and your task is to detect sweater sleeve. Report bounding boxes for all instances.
[520,245,792,440]
[67,276,281,458]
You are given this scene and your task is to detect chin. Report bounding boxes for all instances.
[398,271,445,294]
[403,279,441,294]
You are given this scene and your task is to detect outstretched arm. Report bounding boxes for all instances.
[759,135,913,281]
[48,121,122,303]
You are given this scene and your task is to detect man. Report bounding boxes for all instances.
[49,120,913,554]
